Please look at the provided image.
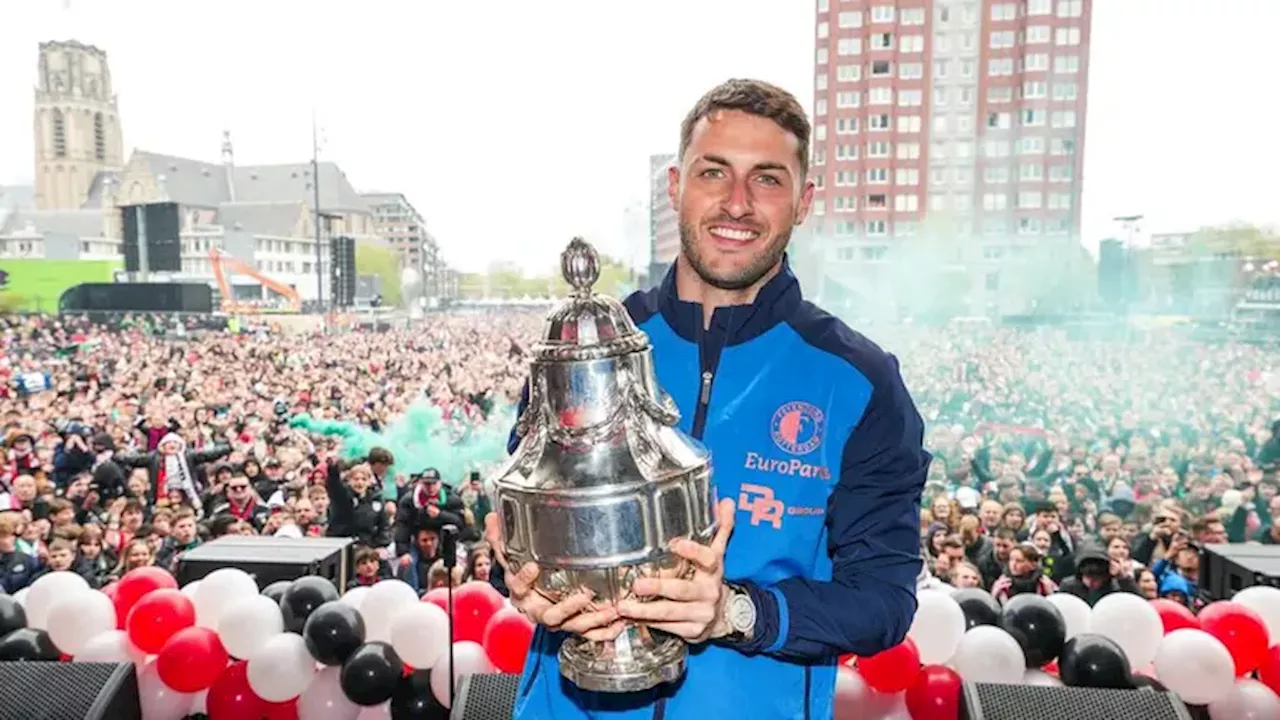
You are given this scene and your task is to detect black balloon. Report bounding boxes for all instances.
[1131,674,1168,692]
[262,580,294,604]
[0,596,27,638]
[1058,634,1132,690]
[952,588,1001,630]
[279,576,339,633]
[999,594,1067,668]
[304,601,366,666]
[391,669,449,720]
[341,642,404,707]
[0,628,60,661]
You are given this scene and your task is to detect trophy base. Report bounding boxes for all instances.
[558,624,687,693]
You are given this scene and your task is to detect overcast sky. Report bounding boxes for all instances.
[1,0,1277,273]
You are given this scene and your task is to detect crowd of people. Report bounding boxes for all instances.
[907,326,1280,612]
[0,311,1276,624]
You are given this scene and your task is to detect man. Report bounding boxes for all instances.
[394,468,466,568]
[487,79,928,720]
[1056,543,1141,607]
[979,527,1018,588]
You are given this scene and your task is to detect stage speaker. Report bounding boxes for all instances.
[143,202,182,273]
[961,683,1192,720]
[452,673,521,720]
[119,202,182,273]
[176,535,354,589]
[330,234,357,307]
[0,661,140,720]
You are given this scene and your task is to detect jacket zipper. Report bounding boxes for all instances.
[691,370,714,440]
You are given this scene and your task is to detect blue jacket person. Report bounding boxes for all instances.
[487,78,929,720]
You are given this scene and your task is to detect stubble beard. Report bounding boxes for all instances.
[678,220,792,292]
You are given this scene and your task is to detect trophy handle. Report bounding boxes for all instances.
[629,384,680,427]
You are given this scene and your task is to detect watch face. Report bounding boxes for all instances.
[730,592,756,633]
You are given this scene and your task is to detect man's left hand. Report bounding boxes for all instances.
[618,498,736,643]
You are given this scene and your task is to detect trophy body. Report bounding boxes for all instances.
[491,238,715,693]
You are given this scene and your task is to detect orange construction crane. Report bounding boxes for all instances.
[208,247,303,313]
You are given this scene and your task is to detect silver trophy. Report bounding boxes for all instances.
[491,238,715,693]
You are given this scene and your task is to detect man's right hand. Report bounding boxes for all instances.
[484,512,623,642]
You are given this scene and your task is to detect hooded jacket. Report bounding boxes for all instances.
[505,259,929,720]
[1056,543,1141,606]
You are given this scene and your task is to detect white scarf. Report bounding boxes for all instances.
[158,433,202,511]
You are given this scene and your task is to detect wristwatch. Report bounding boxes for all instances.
[720,582,756,644]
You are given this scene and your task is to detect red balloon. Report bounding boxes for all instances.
[838,653,857,668]
[482,607,535,673]
[1199,601,1270,676]
[1258,645,1280,696]
[126,588,196,654]
[114,567,178,630]
[904,664,962,720]
[453,581,506,644]
[422,587,449,613]
[1041,659,1060,676]
[1151,598,1200,634]
[156,626,229,693]
[206,661,267,720]
[857,637,921,694]
[100,582,119,602]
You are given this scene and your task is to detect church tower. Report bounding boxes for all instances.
[32,41,125,210]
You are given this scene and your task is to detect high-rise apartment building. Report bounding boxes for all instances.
[648,153,679,285]
[810,0,1092,316]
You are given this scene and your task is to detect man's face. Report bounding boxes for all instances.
[416,529,439,557]
[173,517,196,542]
[979,502,1002,528]
[669,109,813,291]
[48,548,73,571]
[1199,521,1227,545]
[993,536,1015,561]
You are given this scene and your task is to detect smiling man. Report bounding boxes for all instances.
[492,79,929,720]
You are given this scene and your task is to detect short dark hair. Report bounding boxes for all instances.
[368,447,394,466]
[679,79,811,177]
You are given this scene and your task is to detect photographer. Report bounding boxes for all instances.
[51,421,95,488]
[1057,543,1142,606]
[1132,506,1183,566]
[1149,530,1202,609]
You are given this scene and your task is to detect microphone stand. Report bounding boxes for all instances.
[441,523,459,709]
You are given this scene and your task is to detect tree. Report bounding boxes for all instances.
[355,240,402,306]
[1192,223,1280,261]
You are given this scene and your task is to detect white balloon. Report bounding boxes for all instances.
[340,586,371,613]
[47,591,117,656]
[949,626,1025,685]
[192,568,258,629]
[356,702,392,720]
[834,665,904,720]
[389,602,450,670]
[431,641,494,708]
[137,659,195,720]
[247,633,318,702]
[74,630,147,664]
[1022,669,1063,687]
[1045,593,1091,641]
[1090,592,1162,668]
[297,666,361,720]
[12,588,28,607]
[218,595,284,660]
[1154,629,1236,706]
[1231,587,1280,646]
[907,589,966,665]
[180,581,201,600]
[188,689,208,716]
[360,580,419,643]
[25,571,90,630]
[1208,678,1280,720]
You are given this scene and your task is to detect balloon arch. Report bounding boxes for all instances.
[839,586,1280,719]
[0,569,531,720]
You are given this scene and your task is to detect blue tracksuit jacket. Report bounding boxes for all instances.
[506,259,928,720]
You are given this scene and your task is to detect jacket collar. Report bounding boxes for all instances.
[657,253,802,346]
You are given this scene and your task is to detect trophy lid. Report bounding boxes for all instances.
[534,238,647,361]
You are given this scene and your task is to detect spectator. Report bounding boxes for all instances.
[991,542,1058,604]
[1057,543,1142,606]
[325,460,390,556]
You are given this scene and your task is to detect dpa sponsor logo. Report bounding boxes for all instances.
[744,451,831,481]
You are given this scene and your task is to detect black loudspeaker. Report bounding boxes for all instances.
[120,205,140,273]
[451,673,521,720]
[330,235,357,307]
[961,683,1192,720]
[0,661,141,720]
[119,202,182,273]
[143,202,182,273]
[1200,543,1280,600]
[176,535,354,590]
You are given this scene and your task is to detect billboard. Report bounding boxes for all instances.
[0,259,122,312]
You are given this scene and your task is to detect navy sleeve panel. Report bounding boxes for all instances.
[746,307,928,661]
[506,288,657,456]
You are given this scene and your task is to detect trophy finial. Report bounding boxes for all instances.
[561,237,600,294]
